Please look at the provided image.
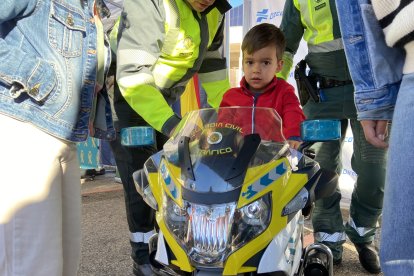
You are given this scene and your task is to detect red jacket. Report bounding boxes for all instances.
[220,77,305,139]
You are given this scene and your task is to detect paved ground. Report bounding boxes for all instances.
[79,172,382,276]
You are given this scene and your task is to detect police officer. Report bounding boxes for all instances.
[110,0,231,275]
[278,0,387,274]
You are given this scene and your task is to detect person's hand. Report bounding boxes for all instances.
[288,140,302,150]
[360,120,389,149]
[105,75,115,90]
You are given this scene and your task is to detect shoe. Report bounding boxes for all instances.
[354,242,381,274]
[132,261,155,276]
[80,169,96,180]
[95,168,106,176]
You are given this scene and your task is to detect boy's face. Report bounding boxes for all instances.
[242,45,283,92]
[186,0,216,12]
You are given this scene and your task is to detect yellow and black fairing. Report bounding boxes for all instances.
[140,131,324,275]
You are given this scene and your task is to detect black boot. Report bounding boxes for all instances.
[354,242,381,274]
[133,261,155,276]
[131,242,156,276]
[80,169,96,180]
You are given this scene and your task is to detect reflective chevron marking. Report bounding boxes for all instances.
[170,187,177,198]
[242,162,287,199]
[161,163,177,199]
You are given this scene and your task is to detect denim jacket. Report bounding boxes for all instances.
[0,0,115,142]
[336,0,405,120]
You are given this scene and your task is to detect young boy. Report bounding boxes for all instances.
[220,23,305,149]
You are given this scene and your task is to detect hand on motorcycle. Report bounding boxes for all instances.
[288,140,302,150]
[360,120,389,149]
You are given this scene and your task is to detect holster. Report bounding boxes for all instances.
[294,60,319,106]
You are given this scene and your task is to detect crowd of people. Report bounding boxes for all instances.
[0,0,412,275]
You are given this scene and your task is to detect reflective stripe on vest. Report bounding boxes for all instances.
[293,0,335,45]
[154,0,222,88]
[308,38,344,53]
[117,0,223,88]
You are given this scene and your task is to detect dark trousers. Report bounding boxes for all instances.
[303,84,387,260]
[109,83,168,263]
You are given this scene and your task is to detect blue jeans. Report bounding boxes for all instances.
[335,0,404,120]
[380,73,414,275]
[336,0,414,274]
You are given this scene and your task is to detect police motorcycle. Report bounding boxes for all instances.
[126,107,340,276]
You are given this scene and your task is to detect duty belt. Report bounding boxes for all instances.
[319,77,353,89]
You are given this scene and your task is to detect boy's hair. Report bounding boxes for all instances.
[241,23,286,60]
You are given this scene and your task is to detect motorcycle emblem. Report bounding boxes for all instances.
[207,132,223,144]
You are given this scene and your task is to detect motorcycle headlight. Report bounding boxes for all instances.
[187,202,236,265]
[163,193,236,266]
[163,193,188,242]
[241,197,269,225]
[231,193,272,251]
[162,193,272,267]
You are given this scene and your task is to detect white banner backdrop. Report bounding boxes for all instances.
[241,0,357,192]
[242,0,307,89]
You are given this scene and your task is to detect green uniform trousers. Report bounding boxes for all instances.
[303,84,387,260]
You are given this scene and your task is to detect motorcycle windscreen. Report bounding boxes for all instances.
[163,107,289,193]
